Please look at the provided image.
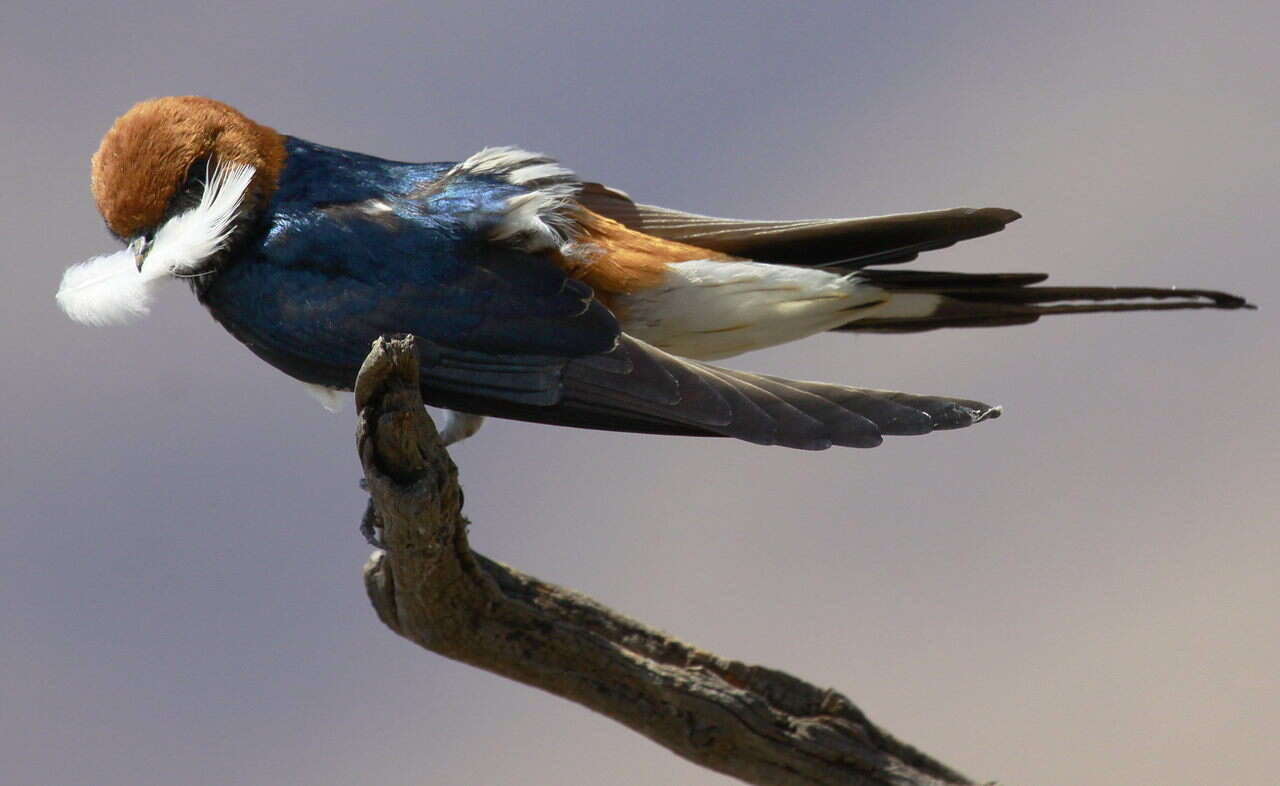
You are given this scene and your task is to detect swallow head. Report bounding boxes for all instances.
[59,97,286,326]
[91,96,286,267]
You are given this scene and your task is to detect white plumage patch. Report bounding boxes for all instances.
[56,161,257,326]
[437,410,486,445]
[303,383,348,413]
[453,146,580,253]
[144,161,256,279]
[458,146,575,183]
[858,292,944,319]
[616,260,889,361]
[55,248,158,327]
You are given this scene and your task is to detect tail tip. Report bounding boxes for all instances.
[931,400,1002,430]
[1214,292,1256,310]
[974,207,1022,226]
[1182,289,1255,310]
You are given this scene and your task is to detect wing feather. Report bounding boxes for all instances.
[576,182,1020,268]
[207,143,1004,450]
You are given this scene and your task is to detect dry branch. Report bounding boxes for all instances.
[356,334,983,786]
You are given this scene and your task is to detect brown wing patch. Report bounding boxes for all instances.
[91,96,287,239]
[552,208,737,298]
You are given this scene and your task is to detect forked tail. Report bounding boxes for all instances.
[840,269,1254,333]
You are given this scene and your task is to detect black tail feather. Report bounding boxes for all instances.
[839,269,1254,334]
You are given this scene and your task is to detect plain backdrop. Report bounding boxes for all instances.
[3,3,1276,785]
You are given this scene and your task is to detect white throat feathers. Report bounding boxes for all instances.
[57,161,257,326]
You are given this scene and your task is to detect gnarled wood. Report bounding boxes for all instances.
[357,334,983,786]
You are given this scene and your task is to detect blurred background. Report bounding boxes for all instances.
[3,2,1276,784]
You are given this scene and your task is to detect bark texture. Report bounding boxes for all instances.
[357,334,984,786]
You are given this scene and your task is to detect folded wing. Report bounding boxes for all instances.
[576,182,1021,268]
[214,153,1001,450]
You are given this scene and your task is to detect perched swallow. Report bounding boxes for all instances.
[58,96,1252,449]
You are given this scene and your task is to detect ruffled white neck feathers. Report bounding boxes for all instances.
[57,161,256,326]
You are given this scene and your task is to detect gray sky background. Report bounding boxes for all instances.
[3,3,1277,785]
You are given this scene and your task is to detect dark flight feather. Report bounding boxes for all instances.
[576,182,1021,267]
[195,140,1001,450]
[842,269,1254,333]
[575,183,1252,333]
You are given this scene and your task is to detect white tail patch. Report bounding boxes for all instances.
[616,260,888,361]
[57,161,256,327]
[860,292,944,319]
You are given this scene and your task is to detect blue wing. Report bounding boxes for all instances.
[201,142,619,405]
[198,138,999,448]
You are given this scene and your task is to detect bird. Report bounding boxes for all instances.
[57,96,1253,450]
